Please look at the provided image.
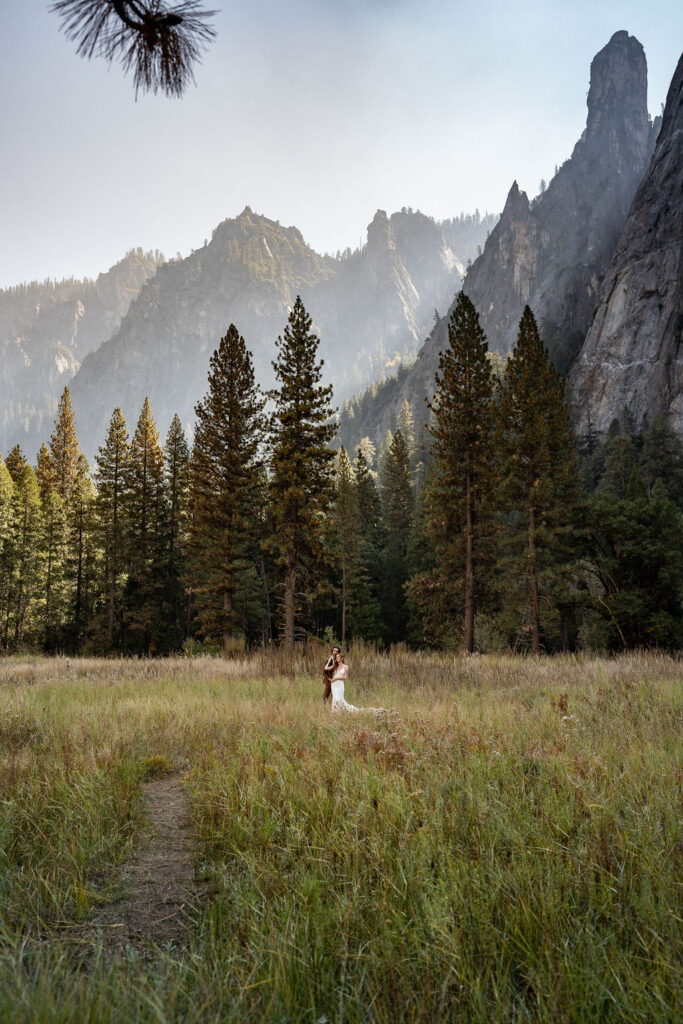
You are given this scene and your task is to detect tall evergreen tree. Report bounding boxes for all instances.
[397,400,416,465]
[95,408,130,650]
[191,325,266,654]
[380,429,413,644]
[0,458,16,649]
[639,415,683,507]
[9,465,42,647]
[423,291,495,652]
[353,448,384,641]
[5,445,26,483]
[40,486,67,651]
[125,398,167,652]
[496,306,581,653]
[36,443,57,500]
[67,453,98,650]
[355,436,376,472]
[49,387,82,500]
[163,414,190,650]
[377,429,394,484]
[600,428,637,499]
[268,297,335,657]
[332,448,363,644]
[585,478,683,650]
[36,441,63,649]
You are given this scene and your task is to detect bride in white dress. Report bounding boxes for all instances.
[329,650,389,716]
[329,650,359,712]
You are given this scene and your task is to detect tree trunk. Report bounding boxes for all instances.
[341,560,347,646]
[284,559,296,669]
[464,468,474,653]
[75,509,83,649]
[222,588,242,657]
[45,529,53,651]
[528,501,541,654]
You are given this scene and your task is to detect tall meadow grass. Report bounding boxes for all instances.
[0,650,680,1021]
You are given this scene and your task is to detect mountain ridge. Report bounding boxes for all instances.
[2,206,494,460]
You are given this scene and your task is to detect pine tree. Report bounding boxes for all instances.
[36,442,65,649]
[269,297,335,658]
[49,387,82,501]
[353,448,384,640]
[95,408,130,650]
[191,325,266,654]
[40,487,68,651]
[163,414,190,650]
[67,453,97,650]
[405,461,438,647]
[397,399,416,465]
[355,436,377,472]
[377,429,394,483]
[639,415,683,506]
[10,465,43,647]
[38,391,85,651]
[5,445,26,483]
[496,306,581,654]
[36,443,57,500]
[586,479,683,650]
[0,457,16,649]
[600,429,637,498]
[332,448,362,644]
[380,429,413,644]
[424,291,495,652]
[125,398,167,652]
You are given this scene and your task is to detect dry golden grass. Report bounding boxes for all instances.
[0,649,680,1022]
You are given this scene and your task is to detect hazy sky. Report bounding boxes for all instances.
[1,1,681,287]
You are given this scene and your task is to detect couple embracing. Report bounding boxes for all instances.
[322,645,387,715]
[322,645,356,711]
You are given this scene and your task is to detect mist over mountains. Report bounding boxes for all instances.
[1,208,494,459]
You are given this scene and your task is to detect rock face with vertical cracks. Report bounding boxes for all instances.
[571,51,683,435]
[463,30,657,375]
[336,31,661,453]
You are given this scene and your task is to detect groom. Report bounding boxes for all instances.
[322,645,340,701]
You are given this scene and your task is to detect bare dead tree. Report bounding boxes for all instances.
[51,0,217,98]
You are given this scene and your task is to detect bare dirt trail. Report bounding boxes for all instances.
[83,772,198,952]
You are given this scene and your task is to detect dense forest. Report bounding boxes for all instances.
[1,295,681,656]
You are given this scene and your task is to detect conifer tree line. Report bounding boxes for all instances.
[1,293,681,656]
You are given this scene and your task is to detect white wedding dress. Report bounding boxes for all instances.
[330,668,359,713]
[330,665,386,716]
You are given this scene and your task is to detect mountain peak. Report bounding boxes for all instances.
[585,30,648,145]
[502,181,529,216]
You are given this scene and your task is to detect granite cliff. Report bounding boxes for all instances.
[464,30,657,374]
[571,50,683,435]
[338,31,661,454]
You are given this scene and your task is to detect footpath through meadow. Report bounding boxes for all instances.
[82,773,197,953]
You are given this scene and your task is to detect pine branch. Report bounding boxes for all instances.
[50,0,217,97]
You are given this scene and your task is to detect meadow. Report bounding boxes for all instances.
[0,649,680,1022]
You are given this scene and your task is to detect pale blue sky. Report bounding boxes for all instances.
[1,1,681,287]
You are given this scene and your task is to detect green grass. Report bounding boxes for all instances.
[0,650,680,1022]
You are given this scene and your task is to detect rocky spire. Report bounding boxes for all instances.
[460,30,654,373]
[570,50,683,435]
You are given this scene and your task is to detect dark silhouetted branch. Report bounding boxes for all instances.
[51,0,217,98]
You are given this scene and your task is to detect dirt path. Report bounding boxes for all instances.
[84,773,197,952]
